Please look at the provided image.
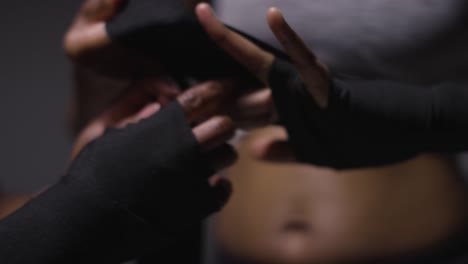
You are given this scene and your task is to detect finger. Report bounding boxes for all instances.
[267,7,330,107]
[196,3,274,84]
[65,0,124,59]
[136,77,181,106]
[115,102,161,128]
[231,88,277,129]
[267,8,317,71]
[236,111,277,130]
[80,0,124,23]
[148,79,181,107]
[99,87,150,125]
[177,81,233,123]
[250,137,295,163]
[209,174,225,187]
[232,88,273,118]
[206,144,238,172]
[101,76,180,126]
[71,120,107,160]
[193,116,236,151]
[64,23,112,60]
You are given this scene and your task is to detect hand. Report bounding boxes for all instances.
[64,0,118,56]
[65,0,180,134]
[64,0,158,77]
[228,86,277,130]
[196,4,330,108]
[65,0,279,133]
[68,76,239,234]
[72,79,237,169]
[195,3,330,162]
[248,127,295,163]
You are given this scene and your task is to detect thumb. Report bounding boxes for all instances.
[250,137,295,163]
[65,0,125,59]
[80,0,124,23]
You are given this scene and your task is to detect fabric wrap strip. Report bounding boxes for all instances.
[107,0,468,169]
[106,0,287,85]
[269,57,468,169]
[0,102,219,263]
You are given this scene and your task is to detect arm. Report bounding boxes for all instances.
[0,81,237,263]
[331,78,468,150]
[269,58,468,168]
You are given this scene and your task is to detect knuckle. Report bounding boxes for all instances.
[215,116,236,135]
[212,30,229,46]
[196,81,225,101]
[179,91,204,111]
[252,55,274,81]
[218,115,234,128]
[201,80,223,93]
[265,90,274,106]
[63,33,79,58]
[82,0,114,20]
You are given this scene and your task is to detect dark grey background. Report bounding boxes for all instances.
[0,1,82,193]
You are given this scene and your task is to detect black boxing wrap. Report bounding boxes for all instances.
[0,102,222,263]
[269,57,468,169]
[106,0,287,84]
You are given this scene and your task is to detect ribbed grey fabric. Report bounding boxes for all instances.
[218,0,468,83]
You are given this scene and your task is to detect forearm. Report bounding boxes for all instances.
[0,179,148,263]
[330,79,468,152]
[270,58,468,168]
[0,102,226,263]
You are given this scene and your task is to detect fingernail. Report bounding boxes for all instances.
[199,3,214,16]
[268,6,279,14]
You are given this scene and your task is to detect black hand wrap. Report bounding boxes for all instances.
[0,102,222,263]
[106,0,287,84]
[269,57,468,169]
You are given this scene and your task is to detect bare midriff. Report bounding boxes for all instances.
[215,126,468,263]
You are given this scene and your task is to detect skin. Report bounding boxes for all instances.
[196,3,468,263]
[63,0,274,134]
[2,1,465,263]
[71,78,239,169]
[0,56,240,219]
[0,194,32,219]
[0,0,249,219]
